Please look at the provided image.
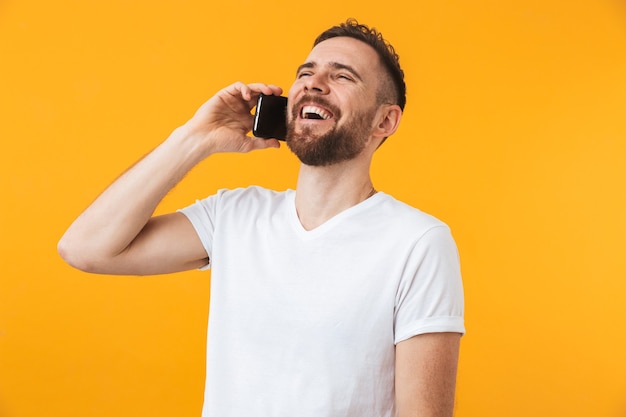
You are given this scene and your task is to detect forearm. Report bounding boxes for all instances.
[58,126,207,271]
[58,82,283,273]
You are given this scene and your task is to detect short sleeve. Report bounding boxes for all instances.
[178,191,224,270]
[394,225,465,344]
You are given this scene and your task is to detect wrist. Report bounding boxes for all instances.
[165,124,215,164]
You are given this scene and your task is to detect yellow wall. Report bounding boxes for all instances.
[1,1,625,416]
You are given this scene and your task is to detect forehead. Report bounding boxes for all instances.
[304,37,383,79]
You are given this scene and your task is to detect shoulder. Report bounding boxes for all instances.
[374,193,452,238]
[213,186,292,208]
[180,186,291,218]
[189,187,294,222]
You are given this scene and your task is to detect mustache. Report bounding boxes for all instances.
[291,95,341,118]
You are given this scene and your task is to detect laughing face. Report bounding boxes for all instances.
[285,37,384,166]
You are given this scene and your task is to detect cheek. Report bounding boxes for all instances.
[287,81,301,101]
[286,83,301,121]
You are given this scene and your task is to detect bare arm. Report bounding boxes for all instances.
[58,82,283,275]
[395,332,461,417]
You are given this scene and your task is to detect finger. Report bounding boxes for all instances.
[222,82,282,99]
[247,83,283,97]
[222,83,284,113]
[221,82,253,104]
[244,83,284,102]
[262,138,281,149]
[242,115,254,132]
[247,136,281,150]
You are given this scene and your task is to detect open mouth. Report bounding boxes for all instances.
[301,105,332,120]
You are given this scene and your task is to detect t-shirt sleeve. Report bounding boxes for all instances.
[394,225,465,344]
[178,192,222,271]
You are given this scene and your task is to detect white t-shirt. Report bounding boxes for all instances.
[180,187,465,417]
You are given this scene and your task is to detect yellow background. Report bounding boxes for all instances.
[1,1,625,416]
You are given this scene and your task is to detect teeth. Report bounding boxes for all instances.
[302,105,330,120]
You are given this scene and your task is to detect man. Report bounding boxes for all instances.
[59,19,465,417]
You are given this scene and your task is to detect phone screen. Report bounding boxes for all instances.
[253,94,288,140]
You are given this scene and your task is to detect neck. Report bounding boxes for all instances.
[294,161,377,231]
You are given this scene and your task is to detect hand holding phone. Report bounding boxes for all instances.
[252,94,288,141]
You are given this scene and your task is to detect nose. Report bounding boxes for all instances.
[303,72,329,94]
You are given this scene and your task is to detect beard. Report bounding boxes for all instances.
[285,96,376,167]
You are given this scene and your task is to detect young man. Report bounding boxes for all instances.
[59,19,465,417]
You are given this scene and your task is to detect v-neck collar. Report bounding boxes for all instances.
[286,190,386,240]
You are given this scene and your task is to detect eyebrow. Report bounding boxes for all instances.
[296,61,363,82]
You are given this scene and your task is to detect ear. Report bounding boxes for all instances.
[372,104,402,142]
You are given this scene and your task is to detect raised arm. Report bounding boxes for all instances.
[58,82,283,275]
[395,332,461,417]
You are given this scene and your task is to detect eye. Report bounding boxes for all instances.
[298,71,313,78]
[336,73,354,82]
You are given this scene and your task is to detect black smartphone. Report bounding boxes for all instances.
[253,93,288,141]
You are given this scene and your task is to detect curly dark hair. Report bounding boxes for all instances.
[314,18,406,111]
